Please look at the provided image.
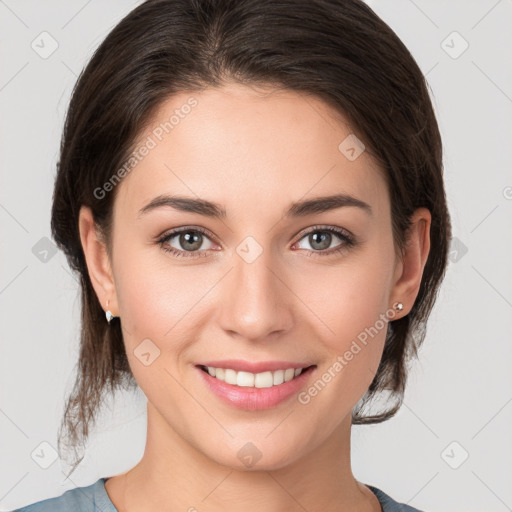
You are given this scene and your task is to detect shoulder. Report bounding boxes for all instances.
[9,478,117,512]
[367,485,426,512]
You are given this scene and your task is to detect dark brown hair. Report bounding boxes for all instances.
[51,0,451,476]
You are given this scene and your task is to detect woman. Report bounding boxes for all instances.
[13,0,451,510]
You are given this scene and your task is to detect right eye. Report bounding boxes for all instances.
[157,227,218,258]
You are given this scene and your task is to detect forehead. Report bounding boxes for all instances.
[114,83,388,221]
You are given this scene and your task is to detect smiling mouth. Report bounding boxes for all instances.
[197,364,316,388]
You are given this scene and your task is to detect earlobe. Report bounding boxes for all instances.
[78,206,118,316]
[390,207,431,316]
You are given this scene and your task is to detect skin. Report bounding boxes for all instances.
[79,82,431,512]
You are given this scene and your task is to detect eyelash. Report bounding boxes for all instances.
[157,225,356,259]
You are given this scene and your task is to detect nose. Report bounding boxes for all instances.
[217,245,294,342]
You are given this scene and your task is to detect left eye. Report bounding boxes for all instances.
[293,228,353,253]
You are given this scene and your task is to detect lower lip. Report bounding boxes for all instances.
[195,365,317,411]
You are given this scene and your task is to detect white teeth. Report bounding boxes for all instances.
[203,366,308,388]
[237,371,255,387]
[225,369,237,385]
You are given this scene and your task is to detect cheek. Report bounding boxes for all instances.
[114,242,201,331]
[113,256,194,395]
[113,245,218,370]
[297,251,394,346]
[291,246,394,403]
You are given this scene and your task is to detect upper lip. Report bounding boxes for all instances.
[196,360,316,373]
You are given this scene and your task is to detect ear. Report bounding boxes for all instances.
[390,207,431,316]
[78,205,118,316]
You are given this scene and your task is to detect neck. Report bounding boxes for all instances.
[107,401,380,512]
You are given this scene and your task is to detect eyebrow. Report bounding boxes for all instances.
[137,193,373,219]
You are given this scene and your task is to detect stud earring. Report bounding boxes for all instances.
[394,302,404,312]
[105,299,117,324]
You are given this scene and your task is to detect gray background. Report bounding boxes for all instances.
[1,1,511,511]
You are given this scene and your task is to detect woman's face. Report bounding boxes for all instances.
[91,83,418,470]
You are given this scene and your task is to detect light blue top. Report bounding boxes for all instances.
[10,477,425,512]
